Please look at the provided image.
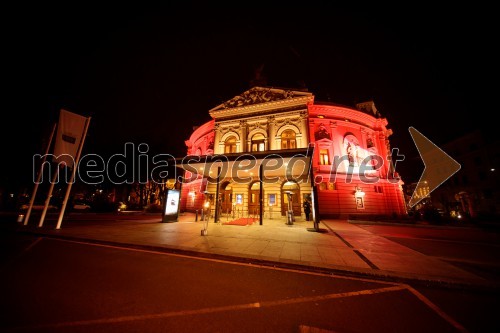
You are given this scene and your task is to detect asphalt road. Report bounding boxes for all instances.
[1,230,499,333]
[356,224,500,282]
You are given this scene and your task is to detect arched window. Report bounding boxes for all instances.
[224,136,237,153]
[281,130,296,149]
[251,133,266,152]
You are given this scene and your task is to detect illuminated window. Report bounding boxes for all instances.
[224,136,237,154]
[281,130,296,149]
[251,133,266,152]
[319,149,330,165]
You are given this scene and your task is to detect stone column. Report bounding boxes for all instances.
[214,124,221,154]
[268,116,276,150]
[300,111,308,148]
[240,120,247,152]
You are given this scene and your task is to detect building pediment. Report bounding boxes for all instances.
[209,87,313,119]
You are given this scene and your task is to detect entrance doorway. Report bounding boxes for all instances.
[248,182,262,216]
[220,182,233,214]
[281,181,301,216]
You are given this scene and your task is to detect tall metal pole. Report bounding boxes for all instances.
[24,123,57,225]
[214,166,221,223]
[310,163,320,231]
[259,163,263,225]
[308,144,320,231]
[56,117,91,229]
[38,167,59,228]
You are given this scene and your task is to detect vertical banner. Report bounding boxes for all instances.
[37,109,90,229]
[53,109,88,167]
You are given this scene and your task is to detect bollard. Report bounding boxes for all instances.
[195,210,198,222]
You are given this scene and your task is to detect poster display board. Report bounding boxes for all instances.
[162,189,180,222]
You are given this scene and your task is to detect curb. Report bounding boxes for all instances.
[347,219,480,230]
[14,228,500,293]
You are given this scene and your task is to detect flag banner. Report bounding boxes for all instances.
[53,109,88,167]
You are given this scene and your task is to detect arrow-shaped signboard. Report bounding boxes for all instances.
[408,127,461,207]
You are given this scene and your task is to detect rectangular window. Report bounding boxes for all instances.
[252,141,265,152]
[225,145,236,153]
[281,139,296,149]
[269,194,276,206]
[320,149,330,165]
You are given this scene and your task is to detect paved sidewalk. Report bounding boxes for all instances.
[10,212,496,289]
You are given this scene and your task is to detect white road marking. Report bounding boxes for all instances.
[6,286,406,331]
[17,237,468,332]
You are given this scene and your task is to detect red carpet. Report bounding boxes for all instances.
[223,218,258,226]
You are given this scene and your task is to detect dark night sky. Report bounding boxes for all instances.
[1,4,496,191]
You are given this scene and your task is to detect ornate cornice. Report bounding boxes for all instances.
[209,87,313,119]
[222,87,294,109]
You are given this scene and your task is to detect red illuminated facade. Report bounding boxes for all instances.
[180,87,407,219]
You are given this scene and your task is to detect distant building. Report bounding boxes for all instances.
[430,130,500,219]
[178,87,407,220]
[405,181,431,211]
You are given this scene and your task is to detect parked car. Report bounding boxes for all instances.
[73,201,91,210]
[20,203,57,211]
